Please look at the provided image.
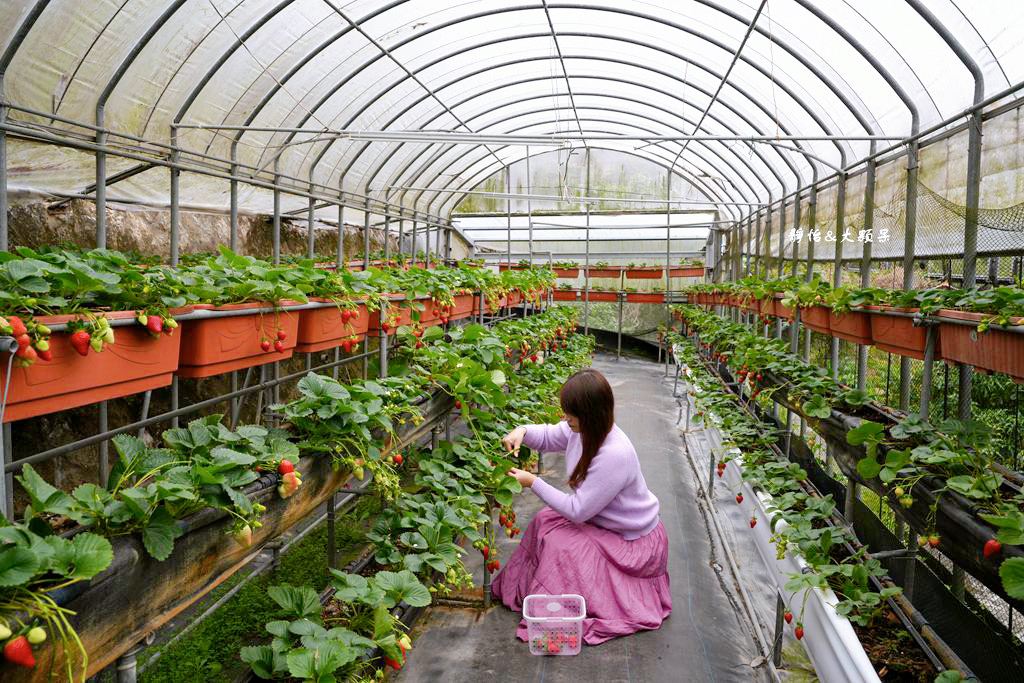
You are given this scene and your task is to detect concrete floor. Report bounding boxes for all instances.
[394,354,776,683]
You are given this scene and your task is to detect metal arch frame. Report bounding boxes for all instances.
[343,50,797,212]
[413,109,775,222]
[420,100,771,204]
[539,0,586,144]
[310,25,848,211]
[194,3,876,210]
[432,129,746,223]
[306,2,873,189]
[0,1,994,227]
[380,53,812,218]
[430,138,745,224]
[95,0,190,249]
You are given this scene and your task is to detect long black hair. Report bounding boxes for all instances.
[560,369,615,488]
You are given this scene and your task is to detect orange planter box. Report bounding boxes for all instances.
[295,301,370,353]
[869,306,930,360]
[1,312,182,423]
[584,291,618,302]
[177,304,300,378]
[587,267,623,278]
[829,310,872,345]
[938,309,1024,380]
[554,268,579,278]
[448,294,477,321]
[369,296,433,333]
[625,268,664,280]
[669,267,705,277]
[801,305,831,334]
[625,292,665,303]
[553,290,578,301]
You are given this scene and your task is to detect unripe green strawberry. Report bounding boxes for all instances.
[102,327,116,344]
[26,627,46,645]
[90,337,104,353]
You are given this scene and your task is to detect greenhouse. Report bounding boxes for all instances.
[1,1,1024,681]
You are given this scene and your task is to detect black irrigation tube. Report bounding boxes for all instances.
[688,340,977,680]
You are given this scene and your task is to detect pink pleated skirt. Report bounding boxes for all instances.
[491,506,672,645]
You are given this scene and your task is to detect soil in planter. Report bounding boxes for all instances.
[851,614,937,682]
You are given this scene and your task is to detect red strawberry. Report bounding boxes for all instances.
[260,339,272,352]
[784,611,793,624]
[37,349,52,362]
[499,513,508,525]
[8,316,27,337]
[147,315,164,335]
[416,341,424,348]
[274,340,285,353]
[385,657,402,670]
[749,518,757,528]
[455,400,462,409]
[735,493,743,504]
[531,354,539,362]
[15,333,30,351]
[928,534,940,547]
[393,453,403,465]
[15,345,37,363]
[278,459,294,475]
[3,635,36,668]
[277,329,287,341]
[794,625,804,640]
[984,538,1002,559]
[70,330,91,356]
[481,545,490,558]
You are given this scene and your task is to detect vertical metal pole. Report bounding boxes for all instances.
[777,199,787,278]
[616,292,623,359]
[790,197,801,277]
[272,158,281,265]
[958,104,983,424]
[362,199,370,270]
[665,169,672,376]
[763,207,773,278]
[169,128,180,266]
[326,492,337,570]
[96,117,107,249]
[754,211,763,277]
[99,402,109,486]
[806,186,817,281]
[526,145,532,263]
[170,377,179,428]
[424,223,431,268]
[307,195,316,258]
[0,92,7,251]
[901,140,920,411]
[831,174,845,381]
[584,149,591,334]
[336,201,345,268]
[1,423,12,518]
[383,215,391,261]
[858,151,876,393]
[506,166,512,267]
[230,146,239,252]
[411,220,417,263]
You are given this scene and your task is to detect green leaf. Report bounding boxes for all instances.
[490,369,507,386]
[142,507,182,561]
[855,455,882,479]
[847,421,885,446]
[0,547,39,586]
[1000,557,1024,600]
[70,532,114,579]
[373,569,432,608]
[16,464,74,517]
[329,570,370,602]
[268,584,321,620]
[265,620,292,639]
[934,672,962,683]
[240,645,278,679]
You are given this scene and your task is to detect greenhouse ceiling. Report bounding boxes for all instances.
[1,0,1023,225]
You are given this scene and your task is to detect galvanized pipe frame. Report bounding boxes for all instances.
[397,95,775,205]
[0,116,446,229]
[309,0,875,212]
[371,47,796,212]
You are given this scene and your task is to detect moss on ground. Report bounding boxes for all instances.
[134,497,379,683]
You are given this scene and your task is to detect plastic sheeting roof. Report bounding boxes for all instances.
[2,0,1022,222]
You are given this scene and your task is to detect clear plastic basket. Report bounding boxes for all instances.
[523,593,586,655]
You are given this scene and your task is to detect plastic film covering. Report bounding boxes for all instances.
[1,0,1024,225]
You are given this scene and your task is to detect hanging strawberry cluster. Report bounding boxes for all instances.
[0,315,51,367]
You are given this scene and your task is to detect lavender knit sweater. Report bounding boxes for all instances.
[523,422,660,540]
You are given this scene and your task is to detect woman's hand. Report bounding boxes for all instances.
[501,426,527,454]
[507,467,536,488]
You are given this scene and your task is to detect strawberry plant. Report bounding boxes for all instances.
[0,515,113,680]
